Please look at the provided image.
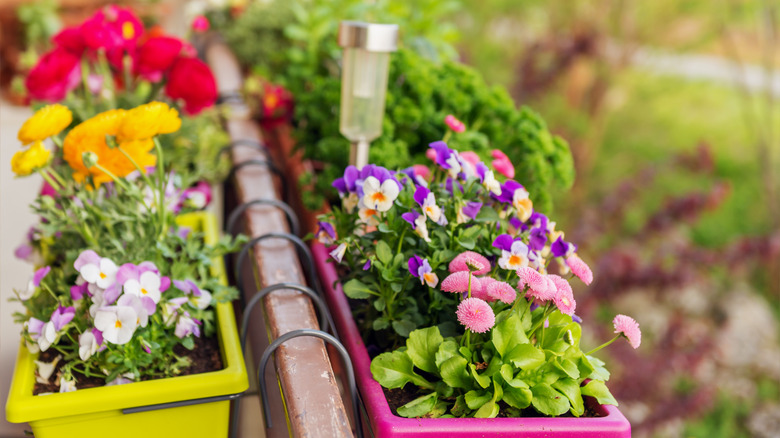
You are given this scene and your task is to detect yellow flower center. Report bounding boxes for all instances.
[141,288,148,295]
[508,255,523,266]
[100,272,107,279]
[370,192,387,204]
[122,22,135,40]
[115,320,122,328]
[423,273,435,284]
[264,93,279,109]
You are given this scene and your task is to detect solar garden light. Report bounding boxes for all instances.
[337,21,399,169]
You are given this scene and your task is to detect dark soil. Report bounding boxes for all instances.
[33,334,223,394]
[384,384,604,418]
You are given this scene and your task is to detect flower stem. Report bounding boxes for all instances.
[38,170,62,192]
[442,131,452,143]
[80,58,94,113]
[154,138,167,239]
[585,334,621,356]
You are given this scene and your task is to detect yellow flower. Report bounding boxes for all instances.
[11,141,50,177]
[18,104,73,145]
[63,109,156,187]
[116,101,181,142]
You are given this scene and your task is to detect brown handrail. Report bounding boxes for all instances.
[204,39,353,438]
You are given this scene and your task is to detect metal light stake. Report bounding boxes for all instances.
[338,21,399,169]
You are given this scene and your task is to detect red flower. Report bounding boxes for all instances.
[165,57,217,115]
[53,27,85,56]
[259,82,294,128]
[25,48,81,103]
[135,36,184,82]
[80,5,143,52]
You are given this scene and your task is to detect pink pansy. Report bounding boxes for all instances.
[175,313,201,338]
[565,254,593,285]
[518,267,556,301]
[330,243,347,263]
[456,298,495,333]
[445,114,466,133]
[37,321,57,352]
[162,297,190,325]
[51,306,76,331]
[26,317,45,341]
[77,252,118,289]
[70,283,89,301]
[78,328,103,360]
[94,306,138,345]
[124,270,162,304]
[117,294,154,327]
[549,275,576,316]
[613,314,641,349]
[491,149,515,179]
[486,280,517,304]
[449,251,491,275]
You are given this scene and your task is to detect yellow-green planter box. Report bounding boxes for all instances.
[5,212,248,438]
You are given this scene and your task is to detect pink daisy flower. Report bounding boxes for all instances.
[491,149,515,179]
[441,271,483,297]
[449,251,491,275]
[613,314,641,349]
[549,274,576,316]
[445,114,466,133]
[566,254,593,285]
[486,280,517,304]
[479,277,498,302]
[517,267,555,301]
[456,298,495,333]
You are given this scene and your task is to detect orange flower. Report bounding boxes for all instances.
[63,109,155,187]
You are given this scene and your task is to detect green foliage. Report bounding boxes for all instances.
[214,0,574,212]
[371,319,616,418]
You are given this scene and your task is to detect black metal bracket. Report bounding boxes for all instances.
[233,232,320,298]
[216,90,245,105]
[218,139,270,161]
[240,283,332,348]
[122,392,244,415]
[227,158,283,182]
[258,329,362,438]
[226,199,300,237]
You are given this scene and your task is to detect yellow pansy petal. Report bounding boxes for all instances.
[18,104,73,145]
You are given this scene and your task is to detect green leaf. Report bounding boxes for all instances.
[373,318,390,331]
[581,380,618,406]
[459,346,472,362]
[376,240,393,264]
[505,344,545,370]
[474,207,499,223]
[464,390,491,410]
[435,340,459,368]
[392,319,417,338]
[531,383,570,417]
[342,279,373,299]
[440,356,472,389]
[370,350,431,389]
[552,379,584,417]
[586,356,611,381]
[451,395,469,417]
[503,385,533,409]
[469,364,491,389]
[407,327,444,374]
[429,401,449,418]
[491,312,529,357]
[474,400,499,418]
[397,392,438,418]
[553,358,580,380]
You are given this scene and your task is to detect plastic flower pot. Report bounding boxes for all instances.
[5,212,248,438]
[311,242,632,437]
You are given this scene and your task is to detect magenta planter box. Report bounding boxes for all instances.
[311,242,632,437]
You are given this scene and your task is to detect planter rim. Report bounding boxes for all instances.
[311,241,631,437]
[5,212,248,424]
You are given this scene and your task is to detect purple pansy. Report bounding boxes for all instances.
[70,283,89,300]
[528,228,548,252]
[316,221,337,245]
[414,186,447,226]
[408,255,438,287]
[26,317,45,340]
[173,279,202,296]
[51,306,76,331]
[32,266,51,287]
[402,211,421,229]
[494,180,525,204]
[551,236,577,258]
[363,259,372,271]
[461,201,483,221]
[333,165,360,194]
